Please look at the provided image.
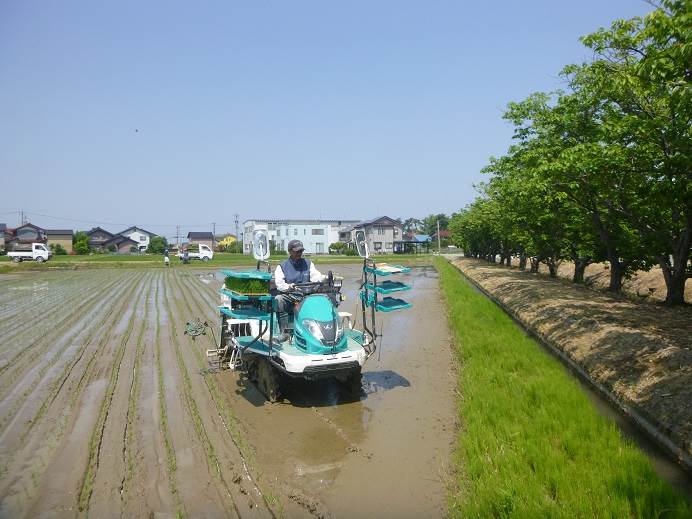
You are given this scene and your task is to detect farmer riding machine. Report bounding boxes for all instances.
[206,230,412,402]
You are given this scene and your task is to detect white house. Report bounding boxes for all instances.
[117,226,157,252]
[242,219,360,255]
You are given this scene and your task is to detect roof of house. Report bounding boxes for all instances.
[87,227,114,237]
[15,223,44,232]
[342,216,403,233]
[117,226,157,237]
[187,232,214,240]
[432,230,450,238]
[45,229,74,235]
[413,234,432,242]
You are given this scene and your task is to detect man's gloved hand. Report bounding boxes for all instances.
[287,283,296,290]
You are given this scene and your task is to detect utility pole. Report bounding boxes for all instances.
[176,225,180,248]
[437,220,441,252]
[212,222,216,250]
[234,213,239,239]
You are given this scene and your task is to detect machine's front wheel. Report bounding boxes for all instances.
[257,359,281,403]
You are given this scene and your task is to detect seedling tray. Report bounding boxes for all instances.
[365,280,411,294]
[221,269,272,280]
[220,288,272,302]
[219,306,272,321]
[375,297,412,312]
[364,264,411,276]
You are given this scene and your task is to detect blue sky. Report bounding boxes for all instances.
[0,1,654,241]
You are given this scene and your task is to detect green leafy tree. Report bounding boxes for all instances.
[73,231,90,255]
[329,242,346,254]
[147,236,168,254]
[422,214,449,237]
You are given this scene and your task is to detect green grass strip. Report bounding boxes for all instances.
[435,258,690,518]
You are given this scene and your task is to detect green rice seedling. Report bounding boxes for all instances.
[435,258,690,518]
[224,277,269,294]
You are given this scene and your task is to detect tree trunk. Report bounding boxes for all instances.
[547,262,558,278]
[505,255,512,267]
[518,253,527,271]
[572,258,591,284]
[608,257,623,292]
[530,257,540,273]
[658,249,690,306]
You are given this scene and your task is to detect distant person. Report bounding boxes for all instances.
[164,248,170,267]
[274,240,325,341]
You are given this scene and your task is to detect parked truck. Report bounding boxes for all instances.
[7,243,52,263]
[177,243,213,262]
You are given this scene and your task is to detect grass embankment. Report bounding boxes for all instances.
[0,253,432,273]
[435,258,689,518]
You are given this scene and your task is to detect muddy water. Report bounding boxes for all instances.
[216,265,456,518]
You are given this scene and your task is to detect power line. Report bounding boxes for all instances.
[1,209,237,228]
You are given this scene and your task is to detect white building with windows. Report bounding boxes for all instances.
[242,219,360,254]
[117,226,157,252]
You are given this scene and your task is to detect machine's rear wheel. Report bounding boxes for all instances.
[257,359,281,403]
[345,368,363,395]
[11,257,21,263]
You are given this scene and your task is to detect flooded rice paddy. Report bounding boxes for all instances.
[0,266,455,518]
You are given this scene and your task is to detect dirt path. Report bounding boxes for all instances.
[450,257,692,474]
[0,266,455,518]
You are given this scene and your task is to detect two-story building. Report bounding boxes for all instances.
[339,216,404,254]
[86,227,115,250]
[0,224,6,251]
[242,219,360,255]
[117,226,157,252]
[4,223,74,254]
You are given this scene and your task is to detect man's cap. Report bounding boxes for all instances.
[287,240,305,252]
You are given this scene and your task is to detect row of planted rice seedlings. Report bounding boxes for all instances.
[176,273,266,488]
[0,271,111,350]
[155,273,186,518]
[164,271,243,517]
[77,275,151,513]
[0,271,122,371]
[434,258,690,518]
[0,273,124,401]
[0,272,146,516]
[18,273,146,444]
[0,271,84,323]
[120,272,153,499]
[0,273,139,438]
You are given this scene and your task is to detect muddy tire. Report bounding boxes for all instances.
[35,257,45,263]
[11,256,21,263]
[202,256,210,262]
[345,368,362,395]
[257,359,281,403]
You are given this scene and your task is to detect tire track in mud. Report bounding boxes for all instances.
[0,274,135,438]
[163,271,255,518]
[0,272,145,517]
[174,272,283,516]
[143,272,185,517]
[0,271,106,349]
[155,270,238,517]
